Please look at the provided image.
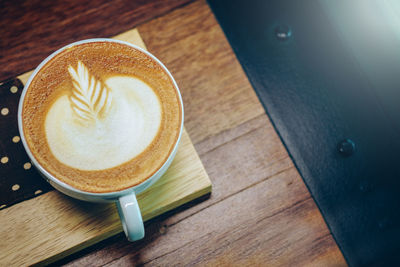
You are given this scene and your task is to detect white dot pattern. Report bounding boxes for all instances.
[0,80,59,208]
[34,190,43,195]
[10,86,18,93]
[1,108,9,116]
[23,162,32,170]
[1,157,8,164]
[12,184,20,191]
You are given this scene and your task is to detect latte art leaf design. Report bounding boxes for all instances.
[68,61,112,123]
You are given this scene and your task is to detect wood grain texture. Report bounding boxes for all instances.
[0,29,211,266]
[138,0,265,144]
[0,0,193,81]
[0,0,347,265]
[0,129,211,266]
[64,114,345,266]
[61,1,346,266]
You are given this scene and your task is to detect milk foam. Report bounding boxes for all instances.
[45,75,161,171]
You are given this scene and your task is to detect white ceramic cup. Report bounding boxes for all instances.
[17,39,184,241]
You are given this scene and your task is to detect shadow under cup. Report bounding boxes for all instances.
[17,38,184,241]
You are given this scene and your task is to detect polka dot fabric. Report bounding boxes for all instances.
[0,78,52,210]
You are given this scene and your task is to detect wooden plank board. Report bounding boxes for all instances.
[0,0,195,81]
[108,169,338,266]
[0,28,211,266]
[0,0,347,265]
[64,116,345,267]
[61,1,346,266]
[138,0,265,145]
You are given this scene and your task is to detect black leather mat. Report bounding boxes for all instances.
[208,0,400,265]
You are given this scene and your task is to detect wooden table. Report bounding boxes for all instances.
[1,0,347,265]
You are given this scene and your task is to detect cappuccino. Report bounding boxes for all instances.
[21,41,182,193]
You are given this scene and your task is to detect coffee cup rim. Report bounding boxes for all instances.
[18,38,184,197]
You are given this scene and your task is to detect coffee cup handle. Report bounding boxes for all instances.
[116,193,144,241]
